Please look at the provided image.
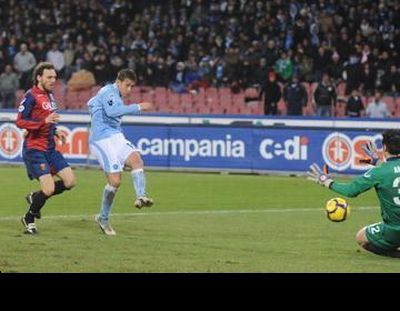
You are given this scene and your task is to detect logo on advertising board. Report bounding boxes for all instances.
[0,123,23,159]
[55,125,90,159]
[137,134,245,161]
[259,136,308,160]
[322,132,382,171]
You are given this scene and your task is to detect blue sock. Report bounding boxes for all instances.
[100,184,117,222]
[131,168,146,198]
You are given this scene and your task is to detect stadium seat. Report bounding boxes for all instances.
[232,93,245,106]
[180,93,193,108]
[206,87,218,97]
[64,90,81,110]
[244,87,259,100]
[218,87,232,101]
[155,87,167,98]
[206,93,220,107]
[142,91,154,103]
[277,100,287,115]
[395,98,400,117]
[167,92,180,108]
[77,89,93,106]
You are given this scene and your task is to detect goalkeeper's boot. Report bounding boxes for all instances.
[134,196,154,209]
[26,192,41,219]
[95,215,116,236]
[21,213,38,235]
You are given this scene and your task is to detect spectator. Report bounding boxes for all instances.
[259,71,281,115]
[13,43,37,91]
[381,64,400,96]
[63,42,77,81]
[283,74,307,116]
[46,42,65,78]
[275,51,293,82]
[360,63,376,97]
[326,51,342,83]
[343,53,362,95]
[366,90,391,119]
[298,56,314,83]
[313,73,337,117]
[0,64,19,108]
[33,41,47,63]
[345,89,364,118]
[313,46,331,81]
[170,62,188,94]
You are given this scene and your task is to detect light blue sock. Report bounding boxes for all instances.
[100,184,117,222]
[131,168,146,198]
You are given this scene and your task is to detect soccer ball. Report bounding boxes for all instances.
[325,197,350,222]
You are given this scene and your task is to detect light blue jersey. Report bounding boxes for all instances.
[87,83,140,142]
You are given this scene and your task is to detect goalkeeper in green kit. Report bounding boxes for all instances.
[308,129,400,258]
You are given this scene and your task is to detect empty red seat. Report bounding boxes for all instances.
[180,93,193,108]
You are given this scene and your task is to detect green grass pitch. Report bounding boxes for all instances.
[0,166,399,272]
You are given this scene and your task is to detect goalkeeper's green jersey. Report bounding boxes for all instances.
[331,157,400,227]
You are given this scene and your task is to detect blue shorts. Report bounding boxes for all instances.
[23,148,70,180]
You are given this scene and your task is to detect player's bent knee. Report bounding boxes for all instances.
[64,179,76,190]
[42,187,55,197]
[63,175,76,189]
[127,152,144,169]
[107,175,121,188]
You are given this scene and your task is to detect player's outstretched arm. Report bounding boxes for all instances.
[103,92,144,117]
[307,163,333,188]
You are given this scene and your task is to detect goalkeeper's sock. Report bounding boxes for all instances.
[131,168,146,198]
[100,184,118,222]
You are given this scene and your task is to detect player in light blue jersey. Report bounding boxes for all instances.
[87,69,153,235]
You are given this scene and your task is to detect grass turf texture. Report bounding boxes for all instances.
[0,166,398,272]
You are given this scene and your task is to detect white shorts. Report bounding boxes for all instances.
[90,133,139,173]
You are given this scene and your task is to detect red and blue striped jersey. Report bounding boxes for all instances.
[15,86,58,151]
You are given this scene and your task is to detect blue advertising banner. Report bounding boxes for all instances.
[0,121,383,174]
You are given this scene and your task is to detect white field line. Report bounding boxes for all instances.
[0,206,378,222]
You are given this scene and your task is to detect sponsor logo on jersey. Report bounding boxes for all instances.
[42,101,57,111]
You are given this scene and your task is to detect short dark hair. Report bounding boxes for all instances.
[32,62,56,86]
[382,129,400,155]
[116,69,137,82]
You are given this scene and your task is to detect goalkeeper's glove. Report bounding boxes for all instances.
[360,141,380,166]
[307,163,333,188]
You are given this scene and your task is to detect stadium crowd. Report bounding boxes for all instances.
[0,0,400,117]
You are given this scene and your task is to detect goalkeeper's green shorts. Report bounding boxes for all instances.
[365,222,400,251]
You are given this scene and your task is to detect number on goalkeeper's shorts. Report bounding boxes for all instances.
[370,224,381,235]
